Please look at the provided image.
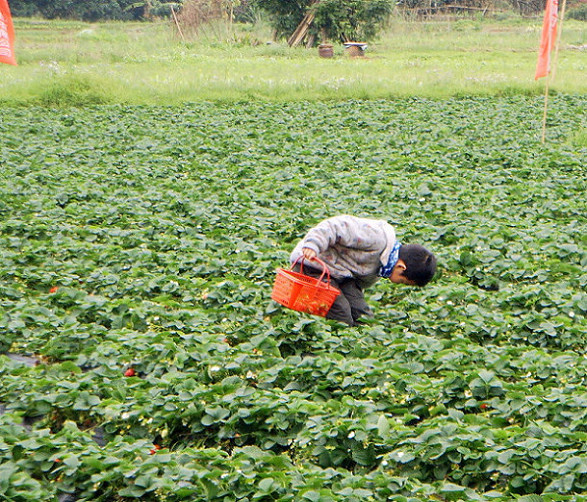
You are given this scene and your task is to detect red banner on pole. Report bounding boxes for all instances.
[0,0,17,66]
[535,0,558,80]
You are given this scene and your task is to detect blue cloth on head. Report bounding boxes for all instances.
[380,241,401,278]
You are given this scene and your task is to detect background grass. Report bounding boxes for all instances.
[0,16,585,105]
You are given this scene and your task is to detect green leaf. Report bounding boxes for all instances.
[377,414,390,438]
[301,491,323,502]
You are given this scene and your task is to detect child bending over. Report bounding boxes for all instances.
[290,214,437,326]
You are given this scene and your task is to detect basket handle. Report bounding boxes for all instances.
[292,256,331,285]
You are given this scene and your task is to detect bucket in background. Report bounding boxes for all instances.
[318,44,334,58]
[343,42,367,57]
[345,45,362,57]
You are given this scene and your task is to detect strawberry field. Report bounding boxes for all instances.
[0,96,586,501]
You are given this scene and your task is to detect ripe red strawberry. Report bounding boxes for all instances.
[124,368,135,377]
[480,403,489,410]
[49,286,59,293]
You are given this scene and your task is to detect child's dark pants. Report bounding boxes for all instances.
[292,264,373,326]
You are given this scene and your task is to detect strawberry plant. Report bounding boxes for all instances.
[0,96,585,500]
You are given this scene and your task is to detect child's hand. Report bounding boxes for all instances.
[302,248,317,261]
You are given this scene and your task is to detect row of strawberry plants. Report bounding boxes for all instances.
[2,319,587,497]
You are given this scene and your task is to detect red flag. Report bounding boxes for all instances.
[535,0,558,80]
[0,0,16,66]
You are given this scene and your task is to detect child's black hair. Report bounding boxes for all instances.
[399,244,437,287]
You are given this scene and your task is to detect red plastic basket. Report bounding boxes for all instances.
[271,257,340,317]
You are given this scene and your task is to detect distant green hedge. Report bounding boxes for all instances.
[8,0,175,21]
[567,3,587,21]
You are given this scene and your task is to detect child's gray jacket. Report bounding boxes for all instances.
[290,215,397,288]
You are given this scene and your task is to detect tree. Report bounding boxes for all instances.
[313,0,393,42]
[253,0,394,44]
[252,0,310,42]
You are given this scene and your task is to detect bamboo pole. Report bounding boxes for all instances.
[287,0,320,47]
[551,0,568,80]
[541,0,567,144]
[288,12,316,47]
[170,5,186,43]
[541,78,550,144]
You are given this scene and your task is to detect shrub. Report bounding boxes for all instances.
[567,3,587,21]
